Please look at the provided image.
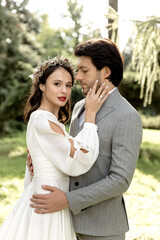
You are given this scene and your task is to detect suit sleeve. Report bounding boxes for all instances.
[34,112,99,177]
[66,111,143,215]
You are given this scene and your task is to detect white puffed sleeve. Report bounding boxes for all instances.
[34,111,99,176]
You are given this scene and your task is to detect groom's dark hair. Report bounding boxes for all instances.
[74,38,124,87]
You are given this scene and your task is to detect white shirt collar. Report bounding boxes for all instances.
[108,87,117,95]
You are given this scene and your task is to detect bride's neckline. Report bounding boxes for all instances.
[36,109,58,119]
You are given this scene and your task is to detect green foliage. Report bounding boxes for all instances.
[36,14,65,59]
[36,1,102,61]
[139,129,160,179]
[140,113,160,129]
[0,0,102,134]
[106,5,119,45]
[36,0,85,60]
[105,7,160,107]
[119,70,160,129]
[0,130,26,225]
[131,17,160,106]
[125,129,160,239]
[71,82,85,109]
[66,0,83,48]
[119,71,160,113]
[0,0,42,134]
[0,131,26,179]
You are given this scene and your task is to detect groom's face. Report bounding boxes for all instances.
[76,56,103,95]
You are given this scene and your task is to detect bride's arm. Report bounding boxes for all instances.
[48,80,108,160]
[27,81,108,177]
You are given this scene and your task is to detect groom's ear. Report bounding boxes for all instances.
[103,67,111,79]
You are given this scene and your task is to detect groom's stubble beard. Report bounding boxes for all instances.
[82,71,102,96]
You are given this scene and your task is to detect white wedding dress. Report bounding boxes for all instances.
[0,110,99,240]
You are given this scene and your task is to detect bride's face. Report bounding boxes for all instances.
[39,67,72,109]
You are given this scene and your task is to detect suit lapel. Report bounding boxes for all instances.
[77,101,85,119]
[70,88,120,135]
[96,88,119,123]
[70,100,85,136]
[75,101,85,127]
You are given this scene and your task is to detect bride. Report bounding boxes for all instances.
[0,56,108,240]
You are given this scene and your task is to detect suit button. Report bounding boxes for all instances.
[75,181,79,186]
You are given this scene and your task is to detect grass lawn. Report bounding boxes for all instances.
[0,131,27,225]
[0,129,160,239]
[125,129,160,240]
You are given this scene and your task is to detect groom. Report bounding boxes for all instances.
[29,38,142,240]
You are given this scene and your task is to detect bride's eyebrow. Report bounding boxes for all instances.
[53,79,72,84]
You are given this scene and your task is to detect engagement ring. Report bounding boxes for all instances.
[99,95,103,99]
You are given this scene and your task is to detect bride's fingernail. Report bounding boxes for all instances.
[106,86,108,89]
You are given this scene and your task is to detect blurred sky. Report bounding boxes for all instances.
[27,0,160,51]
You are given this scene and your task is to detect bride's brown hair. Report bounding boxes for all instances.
[24,57,75,124]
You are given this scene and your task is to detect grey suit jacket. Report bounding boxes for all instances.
[66,88,142,237]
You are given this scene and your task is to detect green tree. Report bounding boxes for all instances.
[0,0,41,134]
[35,0,85,60]
[36,14,66,59]
[35,1,102,110]
[131,17,160,106]
[105,7,160,107]
[36,0,102,61]
[108,0,118,42]
[65,0,83,48]
[62,0,102,58]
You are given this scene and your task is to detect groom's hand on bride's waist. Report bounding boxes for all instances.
[30,185,69,214]
[26,150,34,176]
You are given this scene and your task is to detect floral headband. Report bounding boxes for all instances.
[29,56,75,83]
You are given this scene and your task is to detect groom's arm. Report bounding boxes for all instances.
[66,110,142,215]
[30,111,142,214]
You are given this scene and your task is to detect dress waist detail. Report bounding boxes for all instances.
[32,156,68,180]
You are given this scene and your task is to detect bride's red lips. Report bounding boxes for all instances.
[58,97,67,101]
